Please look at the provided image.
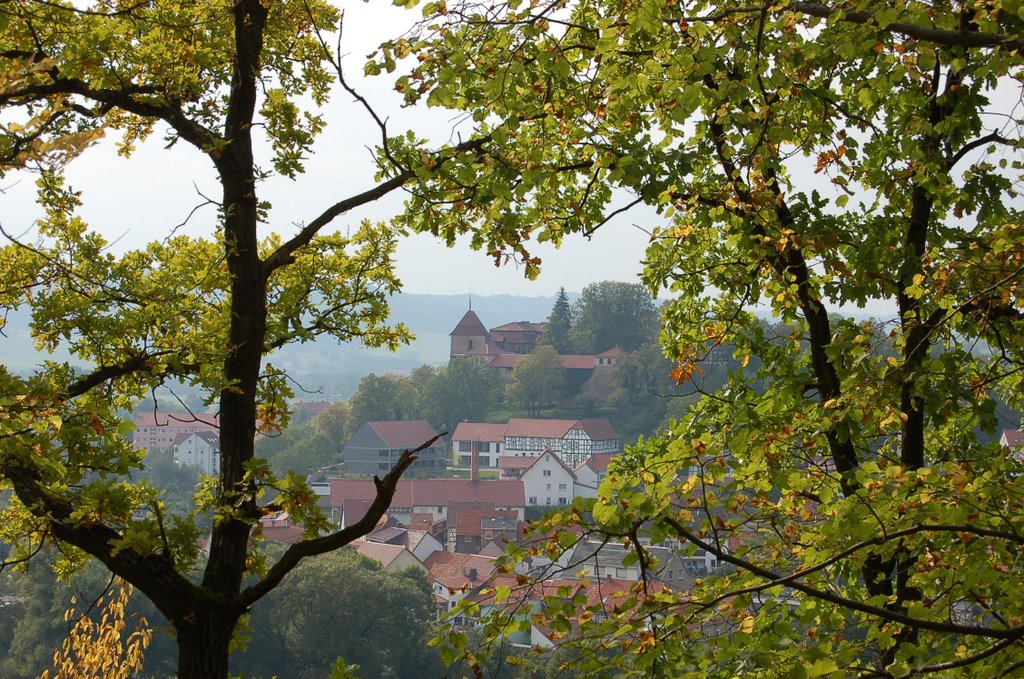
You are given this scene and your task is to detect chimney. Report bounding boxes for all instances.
[471,438,480,482]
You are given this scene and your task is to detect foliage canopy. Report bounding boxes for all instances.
[375,0,1024,675]
[0,0,468,676]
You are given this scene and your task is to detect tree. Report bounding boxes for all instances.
[569,281,658,354]
[417,358,504,434]
[349,373,420,431]
[0,2,481,677]
[505,345,567,417]
[542,287,573,354]
[314,401,356,449]
[386,1,1024,675]
[232,548,442,679]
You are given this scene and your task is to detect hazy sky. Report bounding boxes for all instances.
[0,1,655,298]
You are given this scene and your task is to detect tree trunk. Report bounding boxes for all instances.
[176,606,243,679]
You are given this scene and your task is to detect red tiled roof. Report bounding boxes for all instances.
[454,508,518,537]
[595,347,624,358]
[575,419,621,441]
[497,456,536,470]
[577,453,614,473]
[452,422,507,442]
[405,512,443,530]
[423,552,498,588]
[259,524,304,545]
[478,540,507,558]
[368,420,441,449]
[559,355,598,369]
[368,526,407,545]
[350,540,418,569]
[331,478,525,508]
[451,310,488,336]
[486,354,524,369]
[1003,429,1024,448]
[342,498,375,526]
[490,321,546,333]
[133,412,219,428]
[505,418,575,438]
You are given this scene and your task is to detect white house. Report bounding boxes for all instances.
[573,454,614,499]
[520,449,576,507]
[1000,429,1023,461]
[502,418,620,467]
[451,422,506,468]
[173,430,220,475]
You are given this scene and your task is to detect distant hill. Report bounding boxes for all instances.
[0,292,565,399]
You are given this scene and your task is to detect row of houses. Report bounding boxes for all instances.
[345,417,622,474]
[130,411,623,479]
[258,502,718,647]
[331,446,613,523]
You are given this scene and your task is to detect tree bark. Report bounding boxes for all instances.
[176,603,245,679]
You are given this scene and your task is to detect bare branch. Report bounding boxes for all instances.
[240,434,446,605]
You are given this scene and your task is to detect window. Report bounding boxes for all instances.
[379,449,389,457]
[546,497,552,505]
[528,496,537,504]
[546,483,551,490]
[667,570,674,581]
[558,483,567,491]
[615,567,627,578]
[378,462,390,470]
[458,441,472,452]
[543,469,552,477]
[479,442,491,452]
[559,497,568,505]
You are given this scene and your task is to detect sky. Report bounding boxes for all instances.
[0,1,655,298]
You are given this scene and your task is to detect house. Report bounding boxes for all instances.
[405,527,446,562]
[1000,429,1023,461]
[451,422,506,468]
[566,539,699,589]
[459,418,620,468]
[488,321,546,354]
[497,455,535,480]
[258,511,304,545]
[448,506,519,553]
[344,420,447,476]
[470,575,637,649]
[423,551,500,622]
[574,454,614,499]
[520,449,576,507]
[502,418,621,466]
[330,477,526,526]
[173,430,221,475]
[132,412,218,454]
[349,540,426,573]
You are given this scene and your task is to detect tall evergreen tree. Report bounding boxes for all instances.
[543,287,573,354]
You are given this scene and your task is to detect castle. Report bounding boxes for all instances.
[449,309,621,377]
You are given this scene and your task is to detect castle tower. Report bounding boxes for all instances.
[450,308,489,357]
